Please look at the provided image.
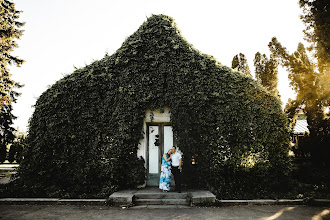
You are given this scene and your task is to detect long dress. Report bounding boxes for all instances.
[159,155,171,191]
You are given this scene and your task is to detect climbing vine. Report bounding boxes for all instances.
[14,14,290,198]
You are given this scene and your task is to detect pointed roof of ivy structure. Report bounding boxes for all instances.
[86,14,248,109]
[19,14,290,198]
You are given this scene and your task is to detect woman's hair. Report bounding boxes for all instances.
[166,149,172,157]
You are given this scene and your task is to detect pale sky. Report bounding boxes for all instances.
[10,0,305,131]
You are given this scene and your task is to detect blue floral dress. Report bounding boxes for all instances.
[159,155,171,191]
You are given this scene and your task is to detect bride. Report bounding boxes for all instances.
[159,149,172,192]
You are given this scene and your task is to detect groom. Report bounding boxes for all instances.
[171,146,182,193]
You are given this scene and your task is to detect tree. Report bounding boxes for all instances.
[299,0,330,74]
[299,0,330,113]
[0,104,15,163]
[269,37,329,170]
[267,1,330,185]
[298,0,330,175]
[232,53,251,76]
[254,52,279,96]
[0,0,24,151]
[269,38,319,119]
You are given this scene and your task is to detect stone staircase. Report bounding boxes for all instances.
[134,191,188,206]
[109,187,216,207]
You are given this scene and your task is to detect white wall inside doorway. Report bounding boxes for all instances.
[137,106,171,164]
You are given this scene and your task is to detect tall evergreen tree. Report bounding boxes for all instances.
[0,0,24,107]
[0,104,16,162]
[0,0,24,160]
[254,52,279,96]
[231,53,251,76]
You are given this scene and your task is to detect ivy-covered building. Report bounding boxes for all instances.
[17,14,290,198]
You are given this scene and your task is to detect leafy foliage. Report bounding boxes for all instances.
[269,37,329,183]
[0,104,16,154]
[254,52,279,96]
[267,1,330,192]
[0,0,24,150]
[299,0,330,73]
[298,1,330,176]
[231,53,251,76]
[299,0,329,111]
[15,15,290,198]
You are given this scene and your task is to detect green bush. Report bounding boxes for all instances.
[14,14,290,198]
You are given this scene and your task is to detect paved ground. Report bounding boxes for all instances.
[0,205,329,220]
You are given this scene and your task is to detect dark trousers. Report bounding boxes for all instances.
[171,166,181,191]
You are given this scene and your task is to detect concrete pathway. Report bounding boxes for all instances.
[0,205,329,220]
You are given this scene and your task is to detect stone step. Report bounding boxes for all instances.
[134,198,188,205]
[130,205,191,209]
[134,192,187,199]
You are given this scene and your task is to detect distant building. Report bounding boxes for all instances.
[292,110,309,147]
[293,119,309,135]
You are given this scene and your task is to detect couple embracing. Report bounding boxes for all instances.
[159,146,182,193]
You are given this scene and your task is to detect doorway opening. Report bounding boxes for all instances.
[146,123,174,186]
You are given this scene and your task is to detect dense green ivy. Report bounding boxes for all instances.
[15,14,290,198]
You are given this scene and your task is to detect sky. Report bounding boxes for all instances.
[10,0,306,131]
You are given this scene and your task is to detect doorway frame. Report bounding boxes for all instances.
[146,122,172,185]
